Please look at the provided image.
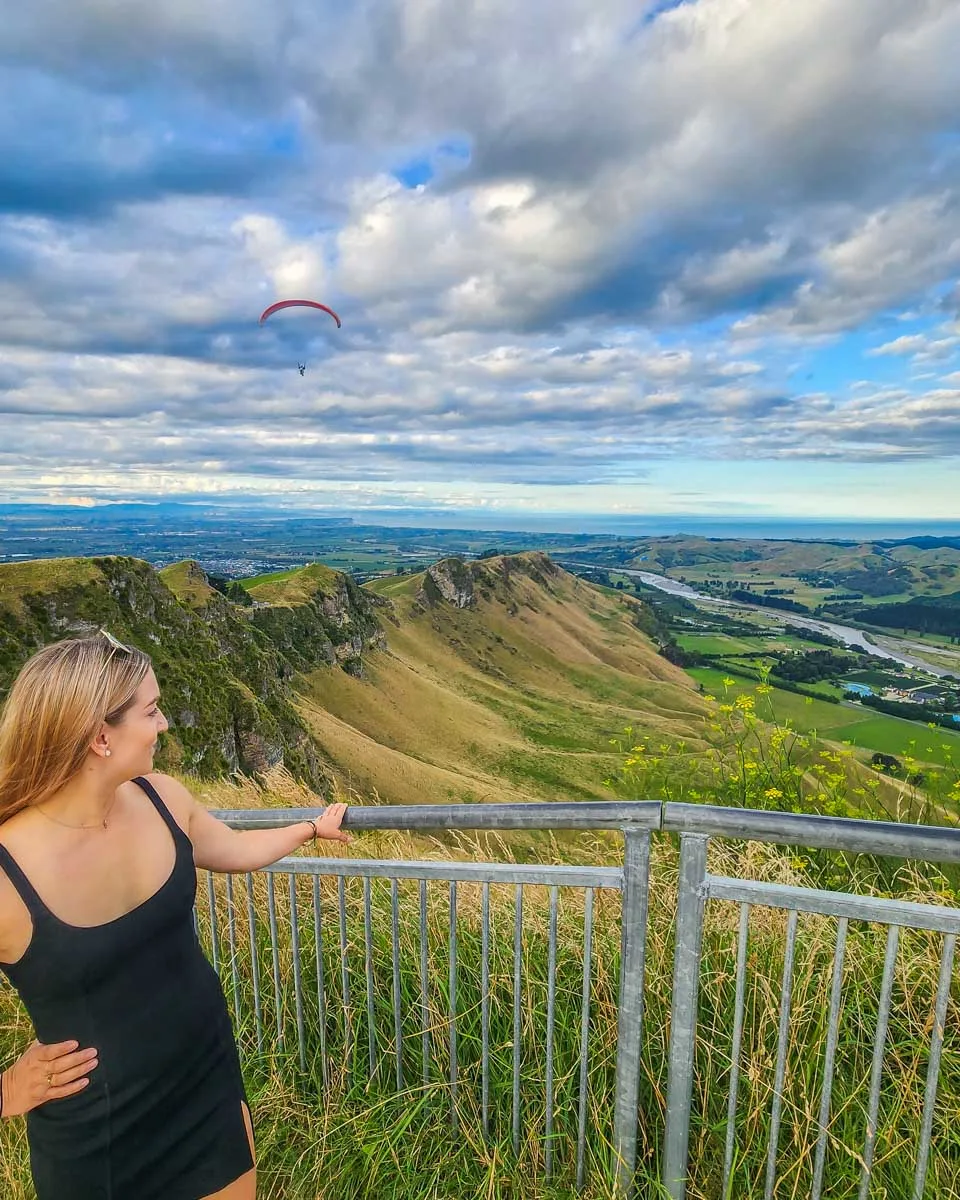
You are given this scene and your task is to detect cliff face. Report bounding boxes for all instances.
[418,557,478,609]
[416,551,562,612]
[246,566,388,678]
[0,556,387,786]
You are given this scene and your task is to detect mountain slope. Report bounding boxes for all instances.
[0,551,921,819]
[296,553,710,806]
[243,563,388,676]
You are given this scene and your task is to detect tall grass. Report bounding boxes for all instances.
[1,841,958,1198]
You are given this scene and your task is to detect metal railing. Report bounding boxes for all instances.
[199,800,960,1198]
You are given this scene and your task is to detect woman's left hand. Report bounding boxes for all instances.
[307,802,351,845]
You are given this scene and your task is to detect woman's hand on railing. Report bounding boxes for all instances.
[305,802,351,846]
[1,1039,99,1118]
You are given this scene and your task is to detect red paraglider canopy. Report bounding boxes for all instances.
[258,299,342,328]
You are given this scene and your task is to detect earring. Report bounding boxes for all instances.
[104,750,112,758]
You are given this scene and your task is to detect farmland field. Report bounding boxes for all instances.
[686,666,960,767]
[673,632,760,655]
[827,716,960,765]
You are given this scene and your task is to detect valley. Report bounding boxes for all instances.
[561,534,960,653]
[556,562,960,780]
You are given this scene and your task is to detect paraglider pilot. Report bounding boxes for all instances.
[258,302,341,380]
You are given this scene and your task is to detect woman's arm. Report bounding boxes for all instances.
[190,801,351,873]
[148,774,350,873]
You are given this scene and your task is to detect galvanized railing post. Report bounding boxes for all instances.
[613,830,652,1196]
[662,834,709,1200]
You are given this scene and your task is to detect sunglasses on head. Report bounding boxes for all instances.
[99,628,132,654]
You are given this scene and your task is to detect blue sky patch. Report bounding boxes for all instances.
[393,157,435,188]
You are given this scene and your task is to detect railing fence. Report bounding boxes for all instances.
[196,801,960,1198]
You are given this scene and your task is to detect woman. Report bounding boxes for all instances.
[0,631,350,1199]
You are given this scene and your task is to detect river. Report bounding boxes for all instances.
[557,562,953,679]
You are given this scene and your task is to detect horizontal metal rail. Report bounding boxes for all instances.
[704,876,960,935]
[213,800,662,830]
[664,801,960,862]
[257,856,623,889]
[214,798,960,860]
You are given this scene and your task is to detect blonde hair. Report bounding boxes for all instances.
[0,633,152,823]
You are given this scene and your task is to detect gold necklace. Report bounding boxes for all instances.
[34,795,119,831]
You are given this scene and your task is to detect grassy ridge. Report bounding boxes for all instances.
[290,558,950,816]
[244,563,343,606]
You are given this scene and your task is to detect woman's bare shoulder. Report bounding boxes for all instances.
[136,772,197,834]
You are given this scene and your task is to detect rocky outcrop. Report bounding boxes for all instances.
[416,551,561,611]
[418,558,478,609]
[248,569,388,678]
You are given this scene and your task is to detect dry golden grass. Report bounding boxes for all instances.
[292,564,712,810]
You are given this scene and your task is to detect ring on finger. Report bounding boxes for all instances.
[46,1072,54,1086]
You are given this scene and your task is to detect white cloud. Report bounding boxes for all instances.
[733,194,960,338]
[233,214,332,300]
[870,335,935,357]
[2,0,960,510]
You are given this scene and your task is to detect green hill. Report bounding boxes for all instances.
[242,561,343,602]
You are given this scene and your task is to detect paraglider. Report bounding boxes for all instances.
[258,299,342,373]
[258,300,342,328]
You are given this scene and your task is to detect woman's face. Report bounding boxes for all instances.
[107,668,169,775]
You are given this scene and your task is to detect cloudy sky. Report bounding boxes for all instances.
[2,0,960,527]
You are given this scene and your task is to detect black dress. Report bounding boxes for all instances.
[0,776,254,1199]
